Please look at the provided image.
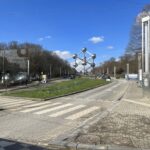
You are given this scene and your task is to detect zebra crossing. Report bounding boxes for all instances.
[0,97,100,120]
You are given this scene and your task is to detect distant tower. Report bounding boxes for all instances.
[72,48,96,74]
[142,16,150,87]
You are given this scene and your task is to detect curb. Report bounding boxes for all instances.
[48,141,146,150]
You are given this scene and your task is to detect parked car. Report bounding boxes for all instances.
[30,74,40,81]
[101,74,111,81]
[1,73,11,84]
[69,74,75,79]
[10,72,28,85]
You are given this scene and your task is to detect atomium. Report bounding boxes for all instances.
[72,47,96,74]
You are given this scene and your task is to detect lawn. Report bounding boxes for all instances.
[5,78,108,99]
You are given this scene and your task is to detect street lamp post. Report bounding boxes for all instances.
[2,49,5,86]
[142,16,150,87]
[50,64,52,79]
[114,66,116,78]
[127,63,129,75]
[138,53,142,86]
[126,63,130,80]
[60,67,61,78]
[27,59,30,77]
[107,67,109,75]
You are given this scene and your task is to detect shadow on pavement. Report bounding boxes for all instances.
[0,138,49,150]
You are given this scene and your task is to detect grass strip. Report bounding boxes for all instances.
[4,78,108,99]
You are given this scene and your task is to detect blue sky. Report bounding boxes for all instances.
[0,0,150,67]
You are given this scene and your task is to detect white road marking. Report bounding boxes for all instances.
[22,101,52,108]
[35,103,73,115]
[2,101,34,107]
[105,89,112,92]
[0,99,26,104]
[66,106,99,120]
[21,102,61,113]
[0,97,31,102]
[1,100,31,106]
[49,105,85,117]
[124,99,150,108]
[0,98,18,102]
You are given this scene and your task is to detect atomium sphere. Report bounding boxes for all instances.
[92,54,96,59]
[91,63,95,67]
[72,54,77,59]
[73,63,78,68]
[82,62,87,65]
[82,47,87,53]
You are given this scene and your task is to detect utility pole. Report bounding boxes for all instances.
[2,49,5,86]
[138,53,142,86]
[103,68,105,74]
[107,67,109,74]
[27,59,30,77]
[60,67,61,78]
[50,64,52,78]
[127,63,129,75]
[142,16,150,87]
[68,70,69,77]
[114,66,116,78]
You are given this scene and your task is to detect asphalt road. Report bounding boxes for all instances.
[0,79,129,148]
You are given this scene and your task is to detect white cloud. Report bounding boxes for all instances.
[107,46,114,49]
[45,35,51,39]
[89,36,104,44]
[53,50,72,60]
[115,57,120,62]
[38,37,44,41]
[100,55,111,59]
[38,35,52,41]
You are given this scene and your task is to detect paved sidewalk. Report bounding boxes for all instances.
[67,80,150,149]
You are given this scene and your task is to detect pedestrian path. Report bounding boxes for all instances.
[0,96,99,120]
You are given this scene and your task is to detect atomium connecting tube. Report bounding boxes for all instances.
[72,48,96,73]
